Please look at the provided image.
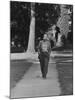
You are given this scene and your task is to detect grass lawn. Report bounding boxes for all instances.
[10,60,33,89]
[56,62,73,95]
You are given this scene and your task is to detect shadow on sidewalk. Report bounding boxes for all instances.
[56,62,73,95]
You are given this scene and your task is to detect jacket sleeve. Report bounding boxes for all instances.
[48,42,51,55]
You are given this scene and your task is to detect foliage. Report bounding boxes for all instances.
[10,1,61,49]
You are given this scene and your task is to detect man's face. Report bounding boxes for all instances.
[52,25,56,30]
[43,34,47,40]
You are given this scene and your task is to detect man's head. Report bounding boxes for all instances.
[43,34,48,40]
[52,25,56,30]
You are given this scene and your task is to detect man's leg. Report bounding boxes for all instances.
[39,55,44,77]
[43,57,49,78]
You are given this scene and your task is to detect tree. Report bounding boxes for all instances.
[27,3,35,53]
[67,5,73,43]
[57,4,73,45]
[11,1,61,52]
[57,5,71,37]
[10,1,31,50]
[35,3,60,49]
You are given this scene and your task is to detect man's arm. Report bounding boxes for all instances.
[48,42,51,55]
[38,41,41,55]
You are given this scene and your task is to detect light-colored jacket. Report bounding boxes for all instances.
[38,40,51,58]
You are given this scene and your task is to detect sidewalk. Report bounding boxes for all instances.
[10,51,72,60]
[11,59,61,98]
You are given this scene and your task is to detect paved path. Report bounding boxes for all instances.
[11,58,61,98]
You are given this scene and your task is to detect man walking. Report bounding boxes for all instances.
[38,34,51,79]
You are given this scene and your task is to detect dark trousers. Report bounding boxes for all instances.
[39,53,49,77]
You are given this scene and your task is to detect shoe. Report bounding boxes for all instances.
[42,74,46,79]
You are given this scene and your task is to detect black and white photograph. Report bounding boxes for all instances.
[10,1,73,99]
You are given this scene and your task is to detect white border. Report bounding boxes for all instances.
[11,0,74,5]
[0,0,75,100]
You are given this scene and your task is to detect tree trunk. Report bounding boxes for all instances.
[27,3,35,53]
